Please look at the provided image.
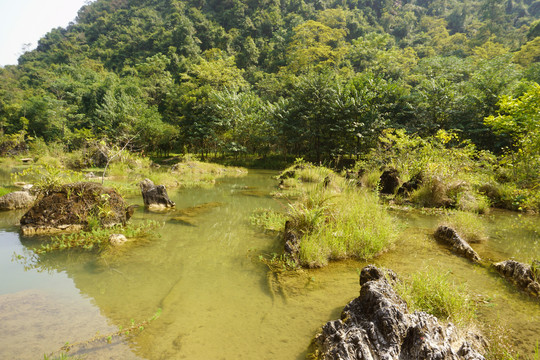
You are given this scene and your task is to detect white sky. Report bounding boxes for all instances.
[0,0,94,66]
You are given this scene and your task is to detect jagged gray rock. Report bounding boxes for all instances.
[493,260,540,298]
[434,226,481,263]
[310,265,485,360]
[0,191,35,210]
[139,178,175,210]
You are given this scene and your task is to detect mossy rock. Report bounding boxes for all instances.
[20,182,133,235]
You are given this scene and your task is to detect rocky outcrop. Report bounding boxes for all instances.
[139,178,175,210]
[20,182,132,235]
[493,260,540,297]
[397,172,424,196]
[379,168,400,195]
[434,226,481,263]
[0,191,35,210]
[310,265,485,360]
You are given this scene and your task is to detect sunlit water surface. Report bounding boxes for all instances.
[0,170,539,359]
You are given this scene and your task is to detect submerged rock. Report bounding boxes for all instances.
[109,234,128,246]
[493,260,540,297]
[0,191,35,210]
[139,178,175,210]
[434,226,481,263]
[379,168,400,195]
[170,202,223,226]
[310,265,485,360]
[20,182,132,235]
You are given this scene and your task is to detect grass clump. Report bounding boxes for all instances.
[395,268,477,326]
[277,163,398,268]
[278,159,348,189]
[439,211,488,243]
[11,164,86,194]
[295,189,397,267]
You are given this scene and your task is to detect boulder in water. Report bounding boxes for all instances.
[20,182,132,235]
[0,191,35,210]
[434,226,481,263]
[493,260,540,298]
[139,178,175,210]
[109,233,128,246]
[397,172,424,196]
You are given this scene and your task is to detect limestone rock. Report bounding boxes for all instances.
[379,168,400,195]
[109,234,128,246]
[493,260,540,297]
[310,265,485,360]
[0,191,35,210]
[397,172,424,196]
[434,226,481,263]
[139,178,175,210]
[20,182,132,235]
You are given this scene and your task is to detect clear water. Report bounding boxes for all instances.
[0,170,539,359]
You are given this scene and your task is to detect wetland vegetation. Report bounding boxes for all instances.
[0,0,539,358]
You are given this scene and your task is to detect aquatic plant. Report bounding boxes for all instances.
[34,220,161,253]
[275,164,397,268]
[0,186,11,197]
[250,208,287,232]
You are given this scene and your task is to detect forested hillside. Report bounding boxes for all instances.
[0,0,539,161]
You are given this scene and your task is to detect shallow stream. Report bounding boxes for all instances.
[0,170,539,359]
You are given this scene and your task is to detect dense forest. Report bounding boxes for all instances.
[0,0,539,163]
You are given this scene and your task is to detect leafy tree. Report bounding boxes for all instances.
[485,83,540,184]
[286,20,348,73]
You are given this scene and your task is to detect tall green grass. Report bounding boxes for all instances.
[439,211,488,243]
[286,184,397,268]
[395,269,476,326]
